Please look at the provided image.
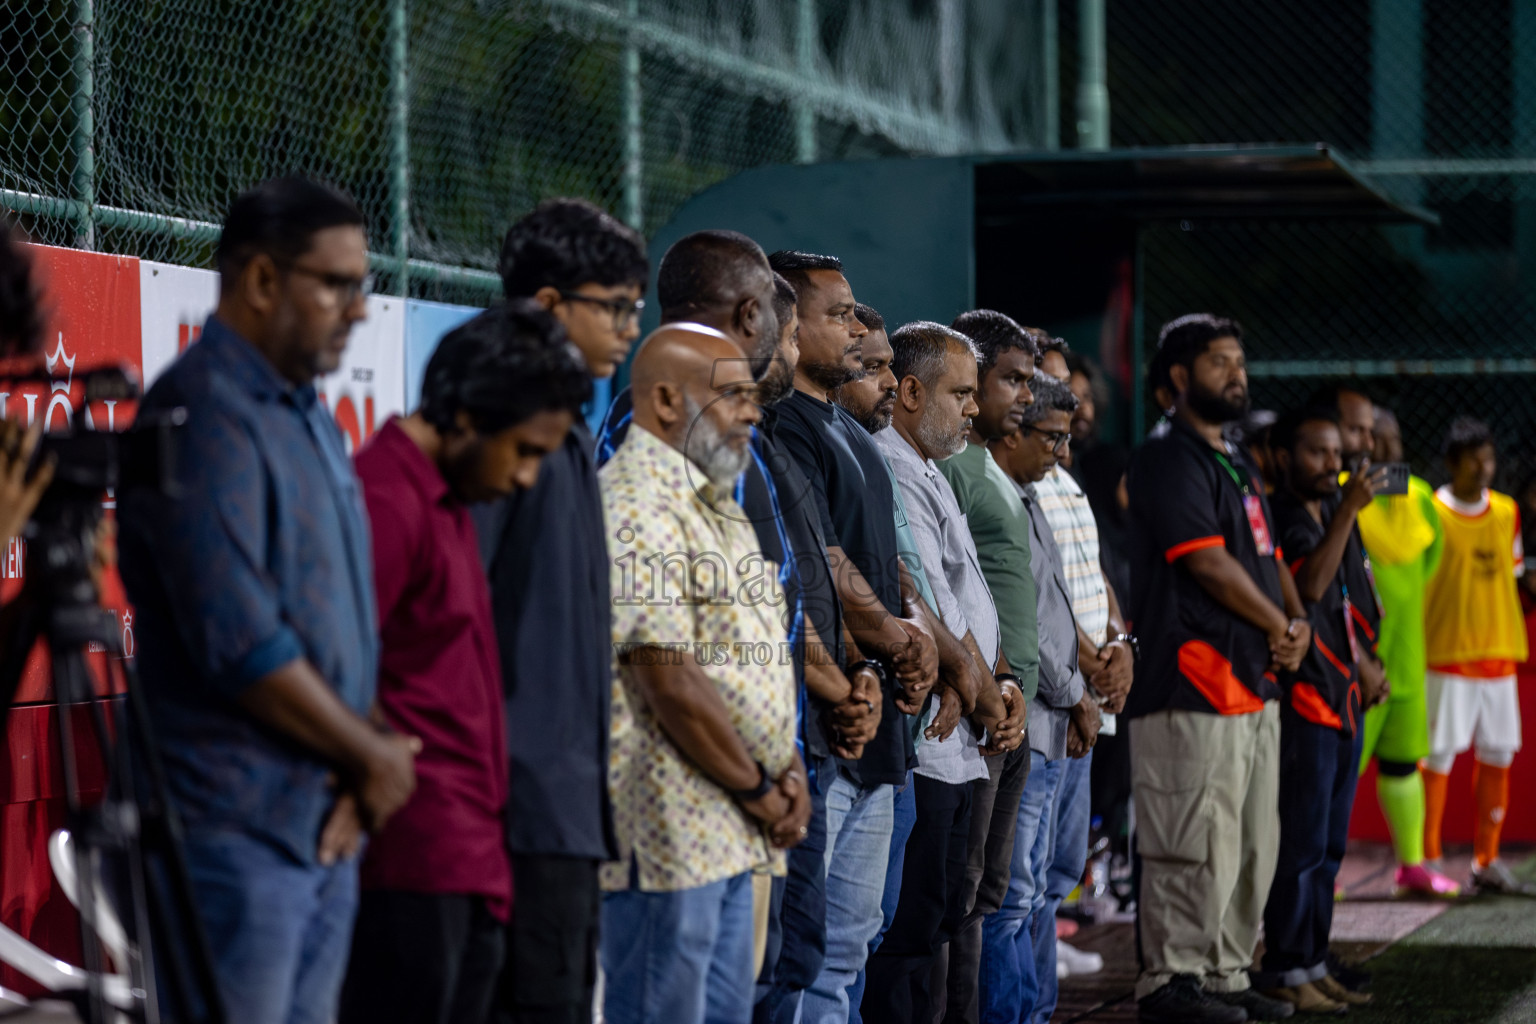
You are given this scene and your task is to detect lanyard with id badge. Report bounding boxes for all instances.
[1212,448,1275,557]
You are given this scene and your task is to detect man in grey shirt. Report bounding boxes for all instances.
[984,374,1095,1021]
[864,321,1023,1023]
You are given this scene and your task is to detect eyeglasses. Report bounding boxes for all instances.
[1021,423,1071,451]
[558,290,645,332]
[285,264,375,306]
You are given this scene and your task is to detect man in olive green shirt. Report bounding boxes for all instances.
[934,309,1041,1023]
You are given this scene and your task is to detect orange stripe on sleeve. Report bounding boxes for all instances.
[1166,535,1225,563]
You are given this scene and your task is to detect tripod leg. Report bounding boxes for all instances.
[50,649,112,1024]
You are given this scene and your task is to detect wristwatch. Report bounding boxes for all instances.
[847,659,887,710]
[732,760,774,803]
[1108,633,1139,660]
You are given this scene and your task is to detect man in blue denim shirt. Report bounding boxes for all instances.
[119,177,418,1024]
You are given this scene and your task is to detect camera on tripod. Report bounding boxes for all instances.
[0,362,211,1024]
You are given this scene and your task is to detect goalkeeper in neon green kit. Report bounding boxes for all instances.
[1356,405,1460,896]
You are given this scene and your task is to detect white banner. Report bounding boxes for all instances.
[138,260,219,387]
[318,295,407,455]
[137,261,406,453]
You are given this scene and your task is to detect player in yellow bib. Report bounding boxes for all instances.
[1421,417,1532,895]
[1354,406,1459,896]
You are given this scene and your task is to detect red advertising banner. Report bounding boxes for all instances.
[0,245,141,994]
[1,245,141,704]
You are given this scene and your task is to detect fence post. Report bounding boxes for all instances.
[621,0,643,231]
[389,0,411,295]
[1042,0,1059,149]
[794,0,817,163]
[71,0,95,249]
[1075,0,1109,150]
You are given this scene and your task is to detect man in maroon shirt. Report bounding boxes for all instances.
[339,300,592,1024]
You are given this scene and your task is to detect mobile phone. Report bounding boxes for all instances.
[1377,461,1410,496]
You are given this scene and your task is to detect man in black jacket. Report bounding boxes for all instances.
[475,198,647,1024]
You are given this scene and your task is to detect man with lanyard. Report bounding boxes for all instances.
[1125,315,1310,1024]
[1253,408,1384,1015]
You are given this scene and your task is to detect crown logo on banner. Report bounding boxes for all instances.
[46,332,77,394]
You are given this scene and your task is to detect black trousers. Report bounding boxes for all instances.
[945,746,1030,1024]
[339,890,504,1024]
[863,774,973,1024]
[495,855,602,1024]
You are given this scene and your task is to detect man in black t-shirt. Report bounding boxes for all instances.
[1124,316,1311,1024]
[1254,409,1385,1014]
[769,250,939,1024]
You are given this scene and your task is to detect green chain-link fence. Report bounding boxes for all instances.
[1,0,1051,306]
[6,0,1530,485]
[1077,0,1536,490]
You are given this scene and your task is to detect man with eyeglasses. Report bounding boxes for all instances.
[983,373,1093,1024]
[118,176,415,1024]
[1024,338,1135,1020]
[473,198,649,1024]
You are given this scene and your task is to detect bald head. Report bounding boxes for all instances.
[657,230,778,363]
[630,323,761,488]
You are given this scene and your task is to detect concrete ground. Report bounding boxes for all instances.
[1053,843,1536,1023]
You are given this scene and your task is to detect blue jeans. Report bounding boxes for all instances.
[755,759,832,1024]
[181,828,359,1024]
[1029,751,1093,1024]
[979,751,1064,1024]
[1256,707,1363,988]
[848,771,918,1024]
[602,870,756,1024]
[800,774,894,1024]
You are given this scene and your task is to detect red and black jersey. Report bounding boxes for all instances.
[1272,493,1363,735]
[1124,418,1287,718]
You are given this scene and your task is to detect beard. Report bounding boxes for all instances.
[683,395,752,489]
[1186,379,1250,424]
[833,387,895,434]
[1298,472,1340,500]
[802,356,862,393]
[915,404,970,459]
[755,355,796,407]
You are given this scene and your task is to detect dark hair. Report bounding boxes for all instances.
[767,250,843,301]
[0,219,45,356]
[1306,384,1371,410]
[772,272,798,331]
[1021,372,1078,425]
[498,198,648,299]
[216,176,365,289]
[889,320,979,391]
[1064,350,1094,382]
[1269,406,1338,456]
[1442,416,1496,463]
[1037,335,1069,360]
[854,302,885,334]
[950,309,1037,377]
[1151,313,1243,394]
[656,230,769,321]
[420,298,592,436]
